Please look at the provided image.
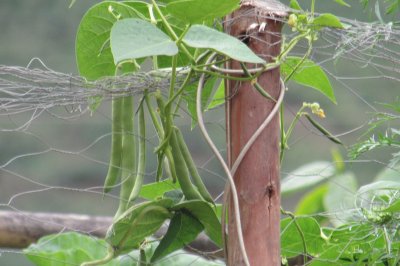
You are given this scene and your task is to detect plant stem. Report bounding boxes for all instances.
[240,62,275,101]
[311,0,315,17]
[150,0,194,62]
[281,208,308,265]
[280,106,306,163]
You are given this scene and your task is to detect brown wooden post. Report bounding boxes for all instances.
[225,1,288,265]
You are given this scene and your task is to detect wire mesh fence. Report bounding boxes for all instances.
[0,2,400,266]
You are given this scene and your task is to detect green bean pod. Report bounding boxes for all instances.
[305,113,343,145]
[164,148,178,183]
[115,96,136,219]
[103,97,123,194]
[128,103,146,203]
[170,127,203,200]
[175,128,214,203]
[154,91,172,154]
[145,93,177,182]
[156,149,178,183]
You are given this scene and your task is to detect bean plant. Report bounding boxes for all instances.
[22,0,400,265]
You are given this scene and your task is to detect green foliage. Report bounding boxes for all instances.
[110,18,178,65]
[281,57,336,104]
[295,184,328,216]
[166,0,240,24]
[349,101,400,166]
[28,0,355,264]
[152,212,204,262]
[25,232,114,266]
[183,25,265,64]
[107,199,173,256]
[281,217,326,258]
[139,179,181,201]
[282,152,400,264]
[25,232,224,266]
[75,2,144,80]
[207,80,225,110]
[313,13,344,29]
[171,200,223,247]
[361,0,400,14]
[334,0,351,7]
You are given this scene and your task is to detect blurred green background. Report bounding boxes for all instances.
[0,0,398,265]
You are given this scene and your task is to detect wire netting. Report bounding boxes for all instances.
[1,2,400,266]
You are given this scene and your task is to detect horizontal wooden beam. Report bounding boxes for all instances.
[0,210,220,255]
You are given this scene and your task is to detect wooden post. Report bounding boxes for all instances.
[225,1,288,265]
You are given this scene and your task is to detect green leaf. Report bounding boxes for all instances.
[107,199,173,255]
[290,0,303,10]
[295,184,328,216]
[123,1,150,16]
[310,223,384,266]
[313,13,344,29]
[152,212,204,262]
[383,198,400,212]
[207,80,225,110]
[25,232,110,266]
[183,25,265,64]
[155,15,195,69]
[281,161,335,195]
[25,232,224,266]
[76,2,144,80]
[140,180,181,200]
[140,241,225,265]
[281,217,326,258]
[172,200,222,247]
[323,172,357,227]
[163,190,185,204]
[110,18,178,65]
[281,57,336,103]
[334,0,351,7]
[166,0,240,24]
[386,1,400,14]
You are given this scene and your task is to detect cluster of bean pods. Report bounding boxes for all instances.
[103,87,214,219]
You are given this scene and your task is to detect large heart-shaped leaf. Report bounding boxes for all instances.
[281,57,336,104]
[110,18,178,65]
[76,2,145,80]
[171,200,222,247]
[151,212,204,262]
[166,0,240,24]
[106,199,173,255]
[183,25,265,64]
